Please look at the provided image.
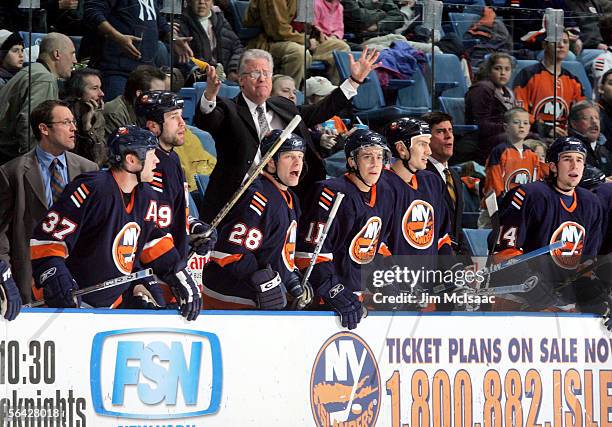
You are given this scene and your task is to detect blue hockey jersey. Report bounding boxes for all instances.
[30,170,183,307]
[201,175,301,308]
[592,183,612,255]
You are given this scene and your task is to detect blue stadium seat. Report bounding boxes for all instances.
[427,53,468,98]
[463,228,491,257]
[188,192,199,219]
[69,36,82,53]
[438,96,478,133]
[333,50,417,124]
[18,32,46,47]
[536,49,576,62]
[229,0,261,42]
[179,87,197,125]
[296,89,304,105]
[448,12,480,40]
[561,60,592,98]
[195,174,211,201]
[509,59,538,87]
[577,49,601,69]
[395,67,431,115]
[188,125,217,158]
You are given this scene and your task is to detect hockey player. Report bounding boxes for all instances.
[201,130,306,309]
[296,129,393,329]
[30,126,202,320]
[135,90,216,259]
[0,260,21,321]
[492,136,604,311]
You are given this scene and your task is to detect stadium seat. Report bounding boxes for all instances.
[508,59,538,87]
[69,36,82,53]
[536,49,577,62]
[296,89,304,105]
[462,228,491,257]
[395,67,432,115]
[577,49,601,69]
[188,125,217,158]
[229,0,261,42]
[426,53,468,98]
[179,87,197,125]
[193,81,241,101]
[448,12,480,44]
[561,60,592,98]
[188,192,199,219]
[18,31,46,47]
[333,50,417,124]
[438,97,478,133]
[195,174,211,201]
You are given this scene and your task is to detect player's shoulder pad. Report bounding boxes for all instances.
[63,171,102,209]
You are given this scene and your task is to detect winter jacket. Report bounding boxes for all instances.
[341,0,404,35]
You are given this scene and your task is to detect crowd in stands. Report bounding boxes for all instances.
[0,0,611,317]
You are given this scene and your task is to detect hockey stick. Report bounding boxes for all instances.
[292,192,346,310]
[481,240,563,278]
[25,268,154,308]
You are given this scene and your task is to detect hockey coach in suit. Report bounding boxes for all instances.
[194,47,380,222]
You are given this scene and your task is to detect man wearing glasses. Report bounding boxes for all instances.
[194,48,379,222]
[0,100,97,304]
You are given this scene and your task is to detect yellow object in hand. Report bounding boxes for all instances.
[192,58,209,70]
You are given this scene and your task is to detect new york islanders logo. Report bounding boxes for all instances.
[534,96,569,122]
[310,332,381,427]
[349,217,382,265]
[504,168,532,192]
[402,200,434,249]
[549,221,585,269]
[112,222,141,274]
[281,220,297,271]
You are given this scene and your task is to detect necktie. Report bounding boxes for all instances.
[50,158,65,204]
[256,105,270,141]
[443,168,457,208]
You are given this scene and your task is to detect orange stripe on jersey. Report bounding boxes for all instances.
[438,234,452,250]
[378,242,392,257]
[561,191,577,213]
[30,242,68,260]
[319,196,332,206]
[32,282,44,303]
[140,235,174,264]
[211,253,243,267]
[516,188,526,197]
[154,171,162,177]
[80,183,90,195]
[295,254,331,270]
[75,192,83,203]
[254,191,268,202]
[512,196,523,206]
[109,295,123,309]
[323,187,335,197]
[251,199,265,212]
[150,181,163,188]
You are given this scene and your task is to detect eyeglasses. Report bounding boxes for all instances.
[242,70,272,80]
[47,119,77,127]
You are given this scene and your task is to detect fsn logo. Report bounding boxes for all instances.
[311,332,381,427]
[90,328,222,419]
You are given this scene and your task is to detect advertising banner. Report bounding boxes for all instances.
[0,310,610,426]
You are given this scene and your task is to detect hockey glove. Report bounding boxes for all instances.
[0,260,21,321]
[249,266,287,310]
[34,259,80,308]
[520,273,559,311]
[123,278,166,310]
[163,268,202,321]
[319,277,363,330]
[188,217,218,255]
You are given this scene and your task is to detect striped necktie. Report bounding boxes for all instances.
[256,105,270,141]
[50,158,66,204]
[443,168,457,208]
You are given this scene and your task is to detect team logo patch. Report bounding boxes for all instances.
[282,220,297,271]
[402,200,435,249]
[112,222,142,274]
[310,332,381,427]
[549,221,585,270]
[504,168,532,192]
[349,217,382,265]
[534,96,569,123]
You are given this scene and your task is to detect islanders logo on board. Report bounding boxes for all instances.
[310,332,381,427]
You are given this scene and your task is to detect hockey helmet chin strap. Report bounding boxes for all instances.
[265,160,308,188]
[398,138,419,175]
[349,159,380,189]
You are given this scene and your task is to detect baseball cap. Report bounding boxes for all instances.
[306,76,337,97]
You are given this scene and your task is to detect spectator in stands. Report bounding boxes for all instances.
[0,100,97,302]
[243,0,350,86]
[525,139,548,164]
[63,68,107,166]
[84,0,193,100]
[568,101,612,176]
[194,48,379,222]
[314,0,345,42]
[564,0,612,50]
[599,69,612,145]
[422,111,466,254]
[44,0,86,36]
[592,15,612,100]
[0,33,77,165]
[465,52,517,165]
[179,0,244,84]
[341,0,404,41]
[512,30,586,139]
[272,75,298,105]
[103,65,167,139]
[0,31,24,88]
[305,75,336,104]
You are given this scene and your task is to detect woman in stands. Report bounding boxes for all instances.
[465,52,517,165]
[0,31,24,88]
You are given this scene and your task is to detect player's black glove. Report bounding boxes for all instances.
[0,260,21,321]
[287,270,314,310]
[520,272,559,311]
[162,268,201,321]
[34,259,80,308]
[122,278,166,310]
[188,217,218,255]
[249,266,287,310]
[319,277,363,330]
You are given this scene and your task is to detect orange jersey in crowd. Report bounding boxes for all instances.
[512,63,585,129]
[484,142,546,200]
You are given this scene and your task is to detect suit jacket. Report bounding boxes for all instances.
[194,88,352,222]
[424,162,466,253]
[0,149,98,302]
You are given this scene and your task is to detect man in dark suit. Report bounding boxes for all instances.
[422,112,467,255]
[194,48,380,222]
[0,100,98,303]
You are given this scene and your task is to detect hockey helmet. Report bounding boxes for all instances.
[579,164,606,189]
[260,129,307,160]
[108,125,158,166]
[344,128,391,163]
[546,136,587,163]
[135,90,184,125]
[385,117,431,157]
